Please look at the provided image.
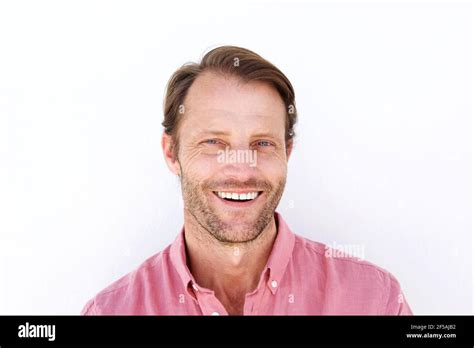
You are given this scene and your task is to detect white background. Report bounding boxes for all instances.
[0,0,472,314]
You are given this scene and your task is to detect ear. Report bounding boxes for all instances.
[161,132,181,176]
[286,139,294,161]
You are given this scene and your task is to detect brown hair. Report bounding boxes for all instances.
[162,46,297,155]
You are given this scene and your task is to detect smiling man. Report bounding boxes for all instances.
[81,46,412,315]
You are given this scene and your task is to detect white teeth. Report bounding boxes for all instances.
[215,191,260,201]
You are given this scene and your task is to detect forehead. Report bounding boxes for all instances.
[182,71,286,131]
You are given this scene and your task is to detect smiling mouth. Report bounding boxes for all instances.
[212,191,263,202]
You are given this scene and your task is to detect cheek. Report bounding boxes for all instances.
[181,152,221,181]
[255,152,288,178]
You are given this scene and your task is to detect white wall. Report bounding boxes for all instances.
[0,0,471,314]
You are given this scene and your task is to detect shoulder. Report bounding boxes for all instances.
[81,245,172,315]
[292,234,406,308]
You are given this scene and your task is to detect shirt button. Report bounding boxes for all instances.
[211,311,220,316]
[192,283,199,291]
[271,280,278,288]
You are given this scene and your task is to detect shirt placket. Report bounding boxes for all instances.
[191,283,228,316]
[243,268,271,315]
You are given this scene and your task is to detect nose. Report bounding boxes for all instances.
[218,145,258,180]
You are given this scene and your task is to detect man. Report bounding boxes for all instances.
[81,46,412,315]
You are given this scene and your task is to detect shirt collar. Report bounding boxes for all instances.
[264,212,296,294]
[169,211,295,296]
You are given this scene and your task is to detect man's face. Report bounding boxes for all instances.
[165,71,291,243]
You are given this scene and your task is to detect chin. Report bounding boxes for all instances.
[212,222,263,243]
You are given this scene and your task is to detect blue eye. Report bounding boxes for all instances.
[205,139,218,145]
[257,140,272,147]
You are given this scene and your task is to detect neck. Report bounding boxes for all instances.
[183,210,277,311]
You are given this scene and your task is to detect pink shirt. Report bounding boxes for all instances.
[81,212,412,315]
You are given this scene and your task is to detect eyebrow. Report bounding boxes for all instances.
[251,132,279,139]
[194,130,231,137]
[194,130,279,139]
